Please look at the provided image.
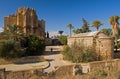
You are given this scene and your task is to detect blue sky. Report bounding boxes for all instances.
[0,0,120,34]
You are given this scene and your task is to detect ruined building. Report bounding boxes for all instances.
[68,31,114,60]
[4,7,45,39]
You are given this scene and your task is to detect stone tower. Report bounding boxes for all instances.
[4,7,45,39]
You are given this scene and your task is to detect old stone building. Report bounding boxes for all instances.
[68,31,114,60]
[4,7,45,39]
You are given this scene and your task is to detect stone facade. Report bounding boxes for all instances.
[4,7,45,39]
[68,31,114,60]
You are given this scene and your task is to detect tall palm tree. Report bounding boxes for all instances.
[108,16,120,39]
[92,20,103,31]
[67,24,74,37]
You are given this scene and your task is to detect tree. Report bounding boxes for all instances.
[101,28,112,36]
[81,18,91,32]
[108,16,120,39]
[92,20,103,31]
[67,24,74,37]
[25,35,45,56]
[73,28,83,34]
[58,30,64,36]
[73,18,91,34]
[6,24,21,40]
[58,35,67,45]
[46,31,49,38]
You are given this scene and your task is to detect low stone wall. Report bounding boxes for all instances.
[114,52,120,58]
[89,59,120,72]
[54,59,120,75]
[0,68,43,79]
[0,68,5,79]
[45,46,63,52]
[1,59,120,79]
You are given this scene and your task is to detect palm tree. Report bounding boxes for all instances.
[67,24,74,37]
[108,16,120,39]
[58,30,64,36]
[92,20,103,31]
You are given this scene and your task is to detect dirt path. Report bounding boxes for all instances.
[0,61,49,71]
[0,51,71,72]
[43,53,72,72]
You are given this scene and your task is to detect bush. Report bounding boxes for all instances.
[92,69,108,79]
[62,42,97,63]
[58,35,67,45]
[0,35,45,59]
[25,35,45,56]
[0,39,24,59]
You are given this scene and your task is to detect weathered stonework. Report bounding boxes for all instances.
[4,7,45,39]
[68,31,114,60]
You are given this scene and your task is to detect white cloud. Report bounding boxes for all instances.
[0,27,3,32]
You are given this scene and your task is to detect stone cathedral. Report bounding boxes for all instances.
[4,7,45,39]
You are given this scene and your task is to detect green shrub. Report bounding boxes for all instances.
[58,35,67,45]
[62,42,97,63]
[0,35,45,59]
[94,69,108,78]
[25,35,45,56]
[0,39,24,59]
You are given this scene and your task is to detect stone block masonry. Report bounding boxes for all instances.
[0,68,43,79]
[4,7,45,39]
[0,68,5,79]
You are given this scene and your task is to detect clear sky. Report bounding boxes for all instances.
[0,0,120,34]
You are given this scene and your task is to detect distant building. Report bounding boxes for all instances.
[68,31,114,60]
[4,7,45,39]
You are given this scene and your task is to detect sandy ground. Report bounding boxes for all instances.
[0,52,71,72]
[43,53,72,72]
[0,61,48,71]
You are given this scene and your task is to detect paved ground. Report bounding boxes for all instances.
[0,61,48,71]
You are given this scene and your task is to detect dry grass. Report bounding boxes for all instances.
[0,58,13,65]
[0,56,45,65]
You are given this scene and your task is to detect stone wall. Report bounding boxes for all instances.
[45,46,63,52]
[0,68,5,79]
[54,59,120,75]
[67,33,114,60]
[0,59,120,79]
[0,68,43,79]
[95,38,114,60]
[114,52,120,58]
[67,36,94,47]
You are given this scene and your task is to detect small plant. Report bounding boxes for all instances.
[91,69,108,79]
